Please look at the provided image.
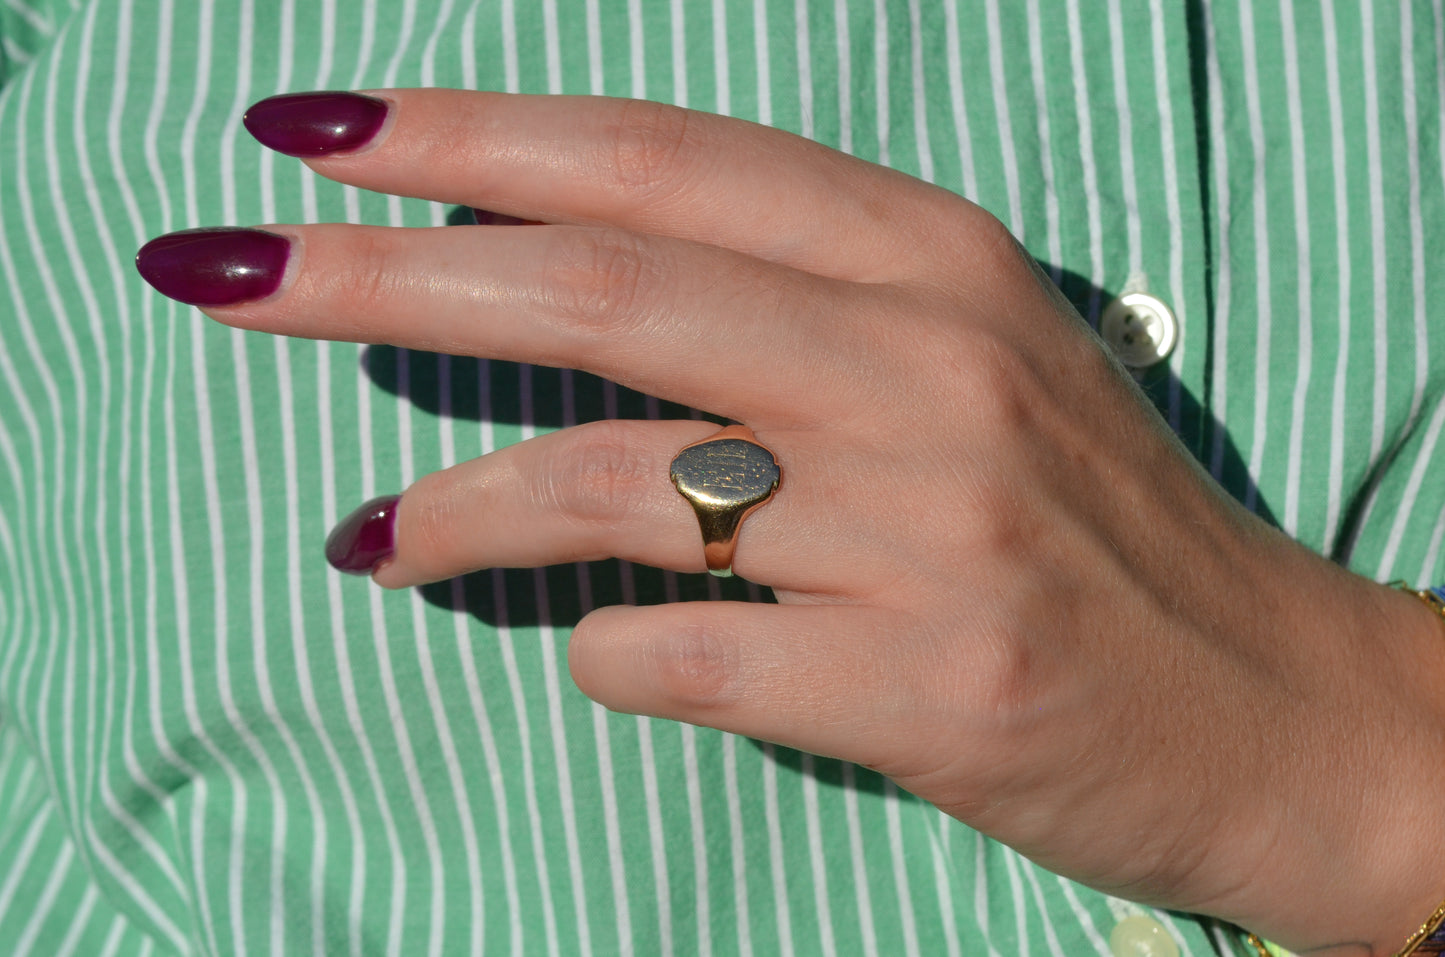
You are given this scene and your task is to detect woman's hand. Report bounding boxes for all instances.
[136,90,1445,955]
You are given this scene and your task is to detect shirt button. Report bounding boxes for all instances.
[1100,291,1178,369]
[1109,915,1180,957]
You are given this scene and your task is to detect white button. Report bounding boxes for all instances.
[1109,916,1180,957]
[1100,292,1178,368]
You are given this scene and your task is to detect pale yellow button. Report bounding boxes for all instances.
[1109,915,1179,957]
[1100,291,1178,368]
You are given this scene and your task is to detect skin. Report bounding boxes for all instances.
[198,90,1445,955]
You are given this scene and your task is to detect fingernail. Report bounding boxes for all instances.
[326,495,400,575]
[471,208,543,226]
[243,91,389,157]
[135,228,290,307]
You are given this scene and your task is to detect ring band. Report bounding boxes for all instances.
[669,424,781,577]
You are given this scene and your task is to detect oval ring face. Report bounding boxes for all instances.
[669,437,781,511]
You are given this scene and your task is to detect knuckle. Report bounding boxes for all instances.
[540,421,653,524]
[608,99,703,194]
[542,228,656,332]
[398,469,470,572]
[648,621,735,708]
[332,232,404,315]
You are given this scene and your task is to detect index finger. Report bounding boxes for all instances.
[243,90,978,281]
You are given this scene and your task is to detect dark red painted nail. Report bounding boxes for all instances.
[243,91,389,157]
[326,495,400,575]
[135,228,290,307]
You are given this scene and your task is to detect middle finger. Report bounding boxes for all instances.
[172,221,896,426]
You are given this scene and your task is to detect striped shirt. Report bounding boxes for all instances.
[1,0,1442,954]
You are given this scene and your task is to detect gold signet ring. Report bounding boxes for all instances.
[669,424,781,578]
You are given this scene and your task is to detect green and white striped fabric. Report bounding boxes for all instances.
[2,0,1443,954]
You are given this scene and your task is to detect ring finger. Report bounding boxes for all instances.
[353,418,872,594]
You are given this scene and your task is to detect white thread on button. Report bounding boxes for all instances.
[1100,291,1179,369]
[1108,915,1180,957]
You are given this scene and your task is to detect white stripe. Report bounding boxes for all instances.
[51,882,99,957]
[940,0,976,199]
[884,781,921,957]
[0,792,51,918]
[1362,0,1388,468]
[681,724,712,957]
[1237,0,1274,514]
[637,716,675,957]
[380,0,418,87]
[925,815,963,957]
[96,916,129,957]
[1057,878,1113,955]
[1025,0,1061,272]
[629,0,644,98]
[800,754,838,956]
[761,742,795,953]
[1002,847,1033,955]
[713,0,730,115]
[12,840,77,957]
[544,0,562,93]
[1018,862,1068,957]
[723,734,754,957]
[1279,0,1314,537]
[1064,0,1105,321]
[1420,497,1445,584]
[906,0,933,183]
[795,0,812,138]
[586,0,603,94]
[419,0,458,86]
[1203,0,1235,482]
[1322,0,1353,550]
[501,0,519,95]
[983,0,1022,232]
[2,35,32,64]
[841,762,880,957]
[873,0,888,165]
[832,0,851,153]
[1106,0,1142,273]
[754,0,771,123]
[672,0,688,105]
[3,0,54,34]
[1147,0,1187,427]
[1377,398,1445,580]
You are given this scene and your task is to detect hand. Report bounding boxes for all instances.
[137,90,1445,955]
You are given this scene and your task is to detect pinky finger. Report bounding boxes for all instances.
[568,601,933,771]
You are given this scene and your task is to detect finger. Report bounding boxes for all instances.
[207,223,897,425]
[247,89,977,282]
[568,601,941,772]
[365,419,864,594]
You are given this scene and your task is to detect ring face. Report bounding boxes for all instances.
[670,425,781,577]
